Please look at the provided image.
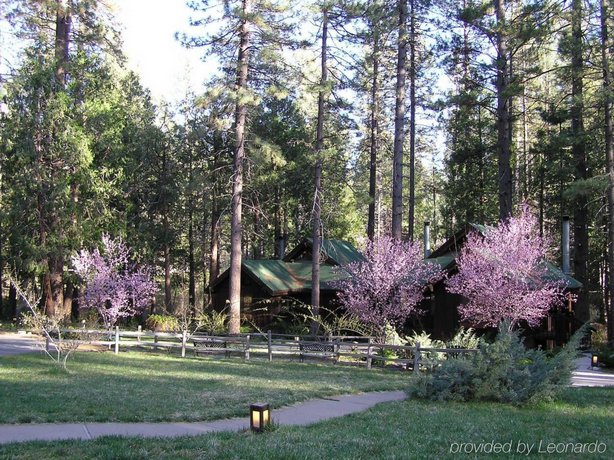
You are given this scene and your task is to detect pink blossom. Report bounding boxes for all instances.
[446,205,565,329]
[334,236,444,333]
[72,235,158,328]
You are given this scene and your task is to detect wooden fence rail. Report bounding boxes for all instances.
[50,328,477,373]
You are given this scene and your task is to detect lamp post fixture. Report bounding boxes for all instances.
[591,353,599,369]
[249,403,271,433]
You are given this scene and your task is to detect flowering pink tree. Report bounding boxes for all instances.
[72,235,158,328]
[446,205,566,329]
[334,236,443,335]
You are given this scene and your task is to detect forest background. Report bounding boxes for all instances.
[0,0,612,341]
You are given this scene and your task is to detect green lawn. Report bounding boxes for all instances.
[0,350,408,424]
[0,387,611,459]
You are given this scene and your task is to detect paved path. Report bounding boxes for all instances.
[1,334,613,446]
[571,354,614,387]
[0,391,406,445]
[0,333,40,356]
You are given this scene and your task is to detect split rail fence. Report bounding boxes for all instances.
[48,327,477,373]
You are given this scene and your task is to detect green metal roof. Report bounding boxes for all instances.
[543,261,583,290]
[242,260,349,296]
[426,228,582,290]
[426,253,456,271]
[305,238,365,266]
[468,223,490,234]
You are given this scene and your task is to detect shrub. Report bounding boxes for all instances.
[145,314,179,332]
[78,308,101,326]
[447,327,480,349]
[410,359,476,402]
[195,310,228,335]
[409,322,587,405]
[384,325,407,346]
[597,349,614,368]
[590,322,608,350]
[406,331,445,363]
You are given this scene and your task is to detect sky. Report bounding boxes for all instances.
[0,0,447,162]
[116,0,215,104]
[0,0,213,104]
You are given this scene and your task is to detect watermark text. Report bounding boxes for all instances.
[449,440,607,456]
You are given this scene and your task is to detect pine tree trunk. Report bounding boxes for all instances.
[494,0,513,220]
[189,206,196,316]
[8,284,16,320]
[40,0,72,319]
[311,8,328,331]
[392,0,408,239]
[571,0,590,322]
[408,0,416,241]
[600,0,614,345]
[163,144,172,311]
[274,186,282,257]
[367,32,380,242]
[539,155,545,237]
[478,106,485,223]
[54,0,71,87]
[521,80,529,200]
[63,279,74,320]
[209,155,220,284]
[46,254,64,318]
[253,206,263,259]
[202,187,209,310]
[0,228,3,316]
[164,235,171,311]
[187,146,195,316]
[228,0,251,334]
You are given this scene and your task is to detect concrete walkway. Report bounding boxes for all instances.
[1,334,614,446]
[571,354,614,387]
[0,332,40,356]
[0,391,407,445]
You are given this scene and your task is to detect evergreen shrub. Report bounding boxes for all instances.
[409,322,587,405]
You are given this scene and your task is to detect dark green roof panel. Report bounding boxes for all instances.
[308,238,365,266]
[543,262,583,290]
[242,260,349,296]
[426,254,456,270]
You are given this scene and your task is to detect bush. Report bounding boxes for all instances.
[406,331,445,363]
[78,308,101,326]
[145,314,179,332]
[409,322,587,405]
[410,358,476,402]
[596,349,614,368]
[447,327,480,349]
[590,322,608,350]
[195,310,228,334]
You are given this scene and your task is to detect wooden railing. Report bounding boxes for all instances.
[48,327,477,373]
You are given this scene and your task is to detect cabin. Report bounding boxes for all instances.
[418,223,583,348]
[211,227,581,347]
[210,238,364,327]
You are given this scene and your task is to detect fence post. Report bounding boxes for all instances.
[366,338,372,369]
[245,334,250,360]
[137,325,142,343]
[267,330,272,361]
[114,326,120,355]
[413,341,421,374]
[181,330,187,358]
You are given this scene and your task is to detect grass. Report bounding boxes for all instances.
[0,387,611,459]
[0,350,408,424]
